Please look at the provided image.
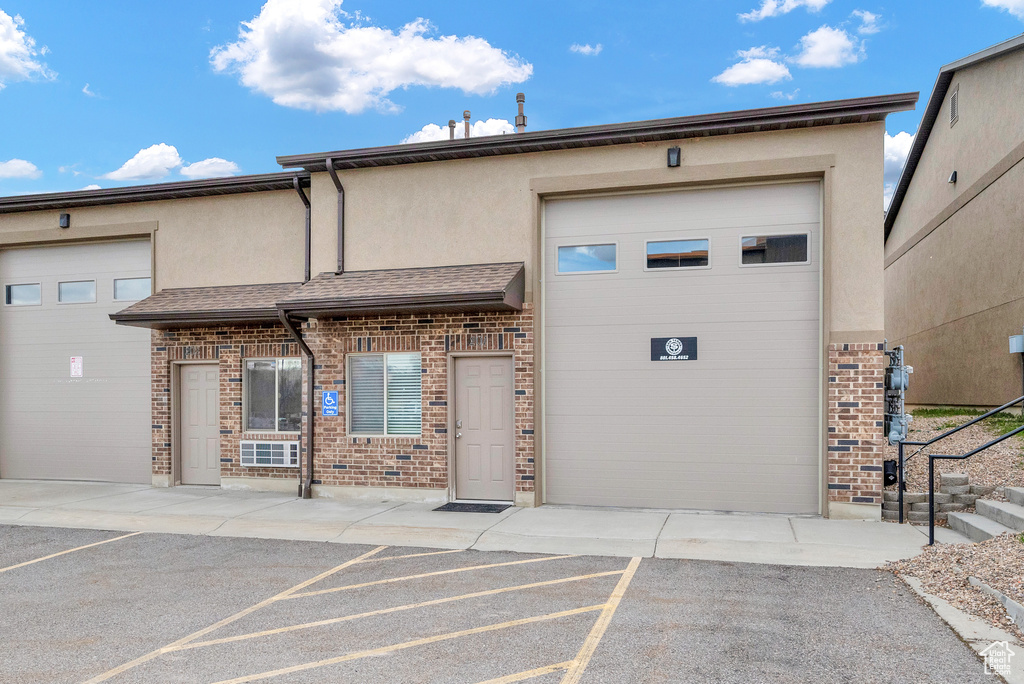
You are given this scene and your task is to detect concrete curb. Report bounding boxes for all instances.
[901,576,1023,683]
[969,576,1024,629]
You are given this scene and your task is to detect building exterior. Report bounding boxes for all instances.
[0,93,916,520]
[885,34,1024,407]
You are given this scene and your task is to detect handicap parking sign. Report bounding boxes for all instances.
[322,391,339,416]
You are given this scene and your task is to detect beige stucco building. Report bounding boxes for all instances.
[0,93,915,520]
[885,34,1024,407]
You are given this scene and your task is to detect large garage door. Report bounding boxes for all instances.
[543,182,821,513]
[0,240,152,483]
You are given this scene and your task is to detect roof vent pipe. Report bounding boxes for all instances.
[516,93,527,133]
[464,110,471,139]
[448,120,456,140]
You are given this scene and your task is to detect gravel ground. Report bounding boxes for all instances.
[886,533,1024,641]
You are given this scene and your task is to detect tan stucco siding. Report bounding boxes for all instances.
[0,190,305,291]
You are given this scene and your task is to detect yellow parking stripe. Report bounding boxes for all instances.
[83,545,386,684]
[0,531,143,574]
[177,569,625,652]
[475,661,574,683]
[353,549,465,564]
[560,557,642,684]
[284,555,575,600]
[210,605,606,684]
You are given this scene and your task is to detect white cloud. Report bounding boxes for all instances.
[792,26,863,67]
[104,144,183,181]
[739,0,830,22]
[180,157,241,179]
[770,88,800,100]
[884,130,915,209]
[852,10,882,34]
[401,117,515,144]
[982,0,1024,20]
[82,83,97,97]
[0,9,55,89]
[713,46,792,86]
[0,158,41,179]
[570,43,603,56]
[210,0,532,113]
[79,184,101,191]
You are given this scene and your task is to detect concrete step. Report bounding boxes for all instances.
[1006,487,1024,507]
[976,499,1024,532]
[947,511,1016,542]
[933,527,975,545]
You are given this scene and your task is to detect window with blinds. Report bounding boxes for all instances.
[348,353,422,436]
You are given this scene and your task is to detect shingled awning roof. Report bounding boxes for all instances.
[111,262,526,328]
[277,262,526,319]
[110,282,301,329]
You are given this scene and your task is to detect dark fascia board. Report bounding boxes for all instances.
[109,309,282,330]
[884,33,1024,241]
[0,172,311,215]
[277,93,918,172]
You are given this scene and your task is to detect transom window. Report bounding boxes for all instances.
[646,239,710,269]
[740,233,809,266]
[348,353,422,436]
[4,283,41,306]
[114,277,152,301]
[58,280,96,304]
[556,244,617,274]
[244,358,302,433]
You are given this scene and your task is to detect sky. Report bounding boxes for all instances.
[1,0,1022,208]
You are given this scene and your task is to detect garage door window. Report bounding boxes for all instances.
[348,353,422,436]
[58,280,97,304]
[114,277,152,301]
[557,244,617,274]
[740,233,809,266]
[646,239,710,270]
[244,358,302,433]
[4,283,41,306]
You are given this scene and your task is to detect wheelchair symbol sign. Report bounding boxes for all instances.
[322,391,339,416]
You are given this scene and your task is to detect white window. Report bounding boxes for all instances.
[58,280,96,304]
[740,233,810,266]
[240,441,299,467]
[645,239,710,270]
[348,353,422,436]
[114,277,152,301]
[556,244,617,274]
[4,283,41,306]
[244,358,302,433]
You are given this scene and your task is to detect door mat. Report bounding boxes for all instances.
[433,502,512,513]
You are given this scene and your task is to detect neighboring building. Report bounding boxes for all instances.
[885,34,1024,407]
[0,92,916,520]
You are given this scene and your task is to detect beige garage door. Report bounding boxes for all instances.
[543,182,821,513]
[0,240,152,483]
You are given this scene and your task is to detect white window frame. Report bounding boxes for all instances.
[3,282,42,307]
[57,280,97,304]
[113,277,152,301]
[242,357,302,434]
[346,352,423,437]
[737,231,812,269]
[643,237,712,272]
[554,241,619,276]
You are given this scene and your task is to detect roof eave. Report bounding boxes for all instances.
[278,289,522,320]
[109,309,282,330]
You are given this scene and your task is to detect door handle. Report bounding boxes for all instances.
[456,432,463,439]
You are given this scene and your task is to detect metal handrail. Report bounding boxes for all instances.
[897,394,1024,523]
[926,423,1024,544]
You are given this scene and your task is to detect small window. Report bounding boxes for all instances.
[556,244,617,274]
[741,233,809,266]
[114,277,152,301]
[949,88,959,127]
[349,353,422,436]
[646,239,710,270]
[4,283,41,306]
[244,358,302,433]
[58,280,96,304]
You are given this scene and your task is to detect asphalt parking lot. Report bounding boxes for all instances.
[0,525,995,683]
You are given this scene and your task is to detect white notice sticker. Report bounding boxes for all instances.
[70,356,83,378]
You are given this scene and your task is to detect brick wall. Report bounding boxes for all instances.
[827,343,886,506]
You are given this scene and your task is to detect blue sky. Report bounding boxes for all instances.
[1,0,1022,205]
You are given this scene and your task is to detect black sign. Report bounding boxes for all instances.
[651,337,698,361]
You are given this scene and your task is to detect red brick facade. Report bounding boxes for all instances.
[827,343,886,506]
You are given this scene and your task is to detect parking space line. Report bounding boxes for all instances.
[284,555,576,600]
[84,545,387,684]
[560,557,642,684]
[177,569,626,652]
[209,605,607,684]
[353,549,465,564]
[0,531,143,574]
[475,661,574,683]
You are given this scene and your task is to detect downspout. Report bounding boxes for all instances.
[325,157,345,274]
[279,311,315,499]
[293,177,311,283]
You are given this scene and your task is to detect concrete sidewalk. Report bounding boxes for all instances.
[0,480,933,568]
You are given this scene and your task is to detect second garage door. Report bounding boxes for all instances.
[543,182,821,513]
